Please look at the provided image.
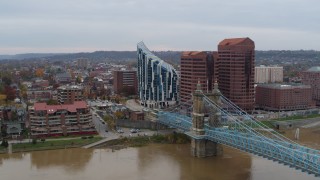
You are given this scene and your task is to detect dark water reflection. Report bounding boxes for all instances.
[30,148,94,172]
[136,144,252,180]
[0,137,318,179]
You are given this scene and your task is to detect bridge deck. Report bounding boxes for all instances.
[158,111,320,176]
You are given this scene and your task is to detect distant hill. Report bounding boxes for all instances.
[1,50,320,66]
[0,53,67,60]
[256,50,320,61]
[46,51,182,62]
[47,51,137,61]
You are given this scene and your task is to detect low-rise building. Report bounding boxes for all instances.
[27,89,53,103]
[33,79,49,88]
[255,84,314,111]
[130,111,144,121]
[0,106,26,137]
[57,85,84,104]
[29,101,96,137]
[55,72,72,84]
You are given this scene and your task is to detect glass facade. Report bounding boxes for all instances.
[137,42,179,108]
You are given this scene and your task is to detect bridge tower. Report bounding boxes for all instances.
[191,81,223,157]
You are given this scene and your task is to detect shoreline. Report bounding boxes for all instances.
[0,133,191,154]
[0,136,103,154]
[93,133,191,149]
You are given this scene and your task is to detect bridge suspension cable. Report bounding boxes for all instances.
[202,94,320,174]
[218,94,300,145]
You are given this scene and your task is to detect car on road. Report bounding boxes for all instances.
[117,129,124,133]
[130,128,141,133]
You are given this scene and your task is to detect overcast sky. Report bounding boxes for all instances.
[0,0,319,54]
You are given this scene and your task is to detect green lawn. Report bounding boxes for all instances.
[103,134,190,148]
[12,136,103,152]
[272,114,320,121]
[43,135,99,139]
[260,120,274,128]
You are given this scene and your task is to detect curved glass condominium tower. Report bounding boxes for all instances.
[137,42,179,108]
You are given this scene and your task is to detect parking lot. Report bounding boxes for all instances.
[90,107,155,138]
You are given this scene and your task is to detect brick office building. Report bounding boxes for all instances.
[255,65,283,84]
[113,70,138,95]
[180,51,218,103]
[301,67,320,105]
[218,38,255,111]
[255,84,314,111]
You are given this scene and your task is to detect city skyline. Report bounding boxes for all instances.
[1,0,320,54]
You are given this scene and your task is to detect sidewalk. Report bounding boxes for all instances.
[126,99,144,111]
[83,136,117,149]
[82,129,175,149]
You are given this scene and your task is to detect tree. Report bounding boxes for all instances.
[32,138,37,144]
[1,124,7,138]
[114,111,124,120]
[114,96,120,104]
[19,84,28,100]
[46,99,59,105]
[35,68,44,77]
[19,70,34,81]
[2,76,12,86]
[11,111,18,121]
[1,140,8,147]
[0,83,3,93]
[103,115,116,130]
[4,86,16,101]
[76,76,82,84]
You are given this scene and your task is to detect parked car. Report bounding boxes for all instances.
[130,129,137,133]
[117,129,124,133]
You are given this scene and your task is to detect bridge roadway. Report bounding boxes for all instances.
[158,111,320,176]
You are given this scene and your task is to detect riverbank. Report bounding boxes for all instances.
[0,136,103,154]
[94,133,191,149]
[0,133,190,154]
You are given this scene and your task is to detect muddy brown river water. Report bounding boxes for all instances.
[0,128,319,180]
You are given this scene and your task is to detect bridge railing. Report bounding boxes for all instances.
[157,111,192,131]
[156,94,320,176]
[205,128,320,175]
[203,94,320,155]
[202,95,320,175]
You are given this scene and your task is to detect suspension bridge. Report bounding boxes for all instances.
[157,82,320,176]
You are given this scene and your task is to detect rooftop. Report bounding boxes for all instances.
[218,37,253,46]
[55,72,71,78]
[256,65,283,68]
[306,66,320,72]
[137,41,177,73]
[181,51,205,56]
[33,101,88,114]
[257,83,311,89]
[58,85,83,90]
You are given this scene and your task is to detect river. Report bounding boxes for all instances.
[0,128,319,180]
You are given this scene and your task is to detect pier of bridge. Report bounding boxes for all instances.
[191,81,223,157]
